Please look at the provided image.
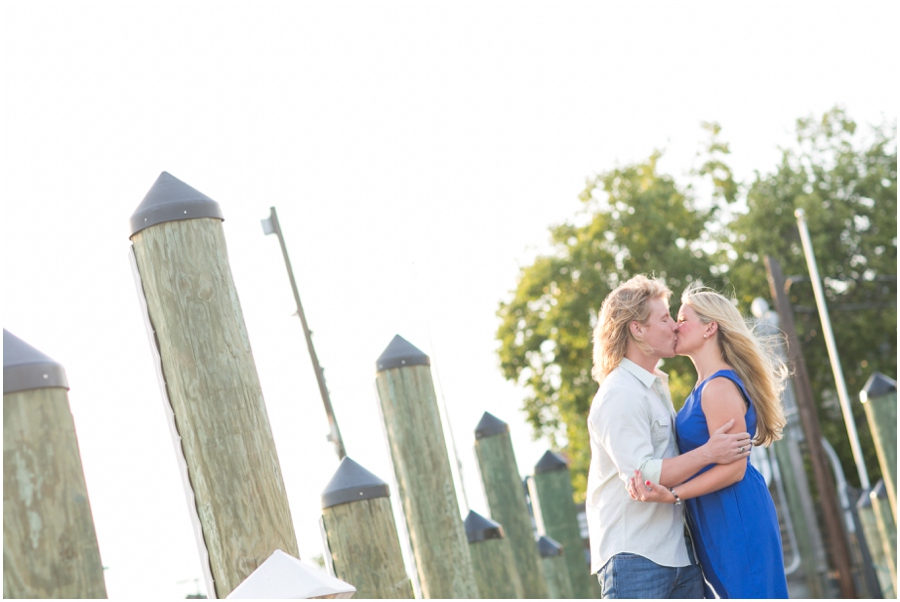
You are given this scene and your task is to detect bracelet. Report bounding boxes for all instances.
[669,487,682,506]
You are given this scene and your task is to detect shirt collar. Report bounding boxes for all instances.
[619,357,668,389]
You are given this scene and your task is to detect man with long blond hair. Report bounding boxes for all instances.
[586,275,752,598]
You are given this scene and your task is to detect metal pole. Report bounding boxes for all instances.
[794,208,870,489]
[262,206,346,460]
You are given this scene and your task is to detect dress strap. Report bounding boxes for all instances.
[697,370,752,408]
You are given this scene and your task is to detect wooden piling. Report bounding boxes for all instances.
[759,306,829,598]
[531,451,592,598]
[473,411,549,598]
[374,335,478,598]
[871,481,898,596]
[3,330,107,598]
[321,457,413,599]
[464,511,524,598]
[537,535,573,599]
[861,372,897,519]
[129,172,298,597]
[766,255,857,598]
[860,374,897,597]
[859,482,896,597]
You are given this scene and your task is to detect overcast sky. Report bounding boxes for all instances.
[2,1,896,598]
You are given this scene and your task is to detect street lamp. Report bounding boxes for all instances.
[262,207,346,460]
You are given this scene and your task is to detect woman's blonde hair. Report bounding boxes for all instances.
[682,281,788,446]
[592,275,672,384]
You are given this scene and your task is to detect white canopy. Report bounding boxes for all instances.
[226,550,355,599]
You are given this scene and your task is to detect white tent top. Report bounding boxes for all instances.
[226,550,355,599]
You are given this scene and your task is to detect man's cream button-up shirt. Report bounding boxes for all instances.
[585,358,690,574]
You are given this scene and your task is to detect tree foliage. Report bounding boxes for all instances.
[496,152,716,500]
[727,107,897,485]
[497,107,896,496]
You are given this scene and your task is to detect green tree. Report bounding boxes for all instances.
[725,107,897,486]
[496,152,714,500]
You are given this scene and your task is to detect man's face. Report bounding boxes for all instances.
[635,297,677,359]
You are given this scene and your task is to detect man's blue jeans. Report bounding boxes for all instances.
[597,543,703,599]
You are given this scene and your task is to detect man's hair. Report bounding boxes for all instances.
[591,274,672,384]
[681,281,788,446]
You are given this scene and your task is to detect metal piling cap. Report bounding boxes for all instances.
[3,329,69,394]
[129,171,224,237]
[321,456,390,509]
[861,371,897,400]
[474,411,509,439]
[536,535,564,558]
[375,334,430,372]
[534,450,568,474]
[464,510,504,543]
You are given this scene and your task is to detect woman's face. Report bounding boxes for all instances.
[674,304,706,355]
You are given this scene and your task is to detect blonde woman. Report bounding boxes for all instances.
[630,282,789,598]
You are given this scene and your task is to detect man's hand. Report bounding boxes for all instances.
[701,419,752,464]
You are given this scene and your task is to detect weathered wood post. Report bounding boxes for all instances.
[766,255,856,597]
[464,511,524,598]
[473,411,549,598]
[537,535,573,599]
[3,330,107,598]
[770,429,829,598]
[754,298,828,597]
[129,172,298,597]
[531,451,592,598]
[320,456,413,598]
[859,373,897,597]
[374,335,478,598]
[860,372,896,519]
[858,482,897,597]
[871,480,897,596]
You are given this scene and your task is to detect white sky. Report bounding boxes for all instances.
[2,1,896,598]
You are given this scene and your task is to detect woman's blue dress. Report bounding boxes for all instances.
[675,369,789,599]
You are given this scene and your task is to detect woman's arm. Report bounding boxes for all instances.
[673,378,748,497]
[630,377,749,501]
[656,417,750,487]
